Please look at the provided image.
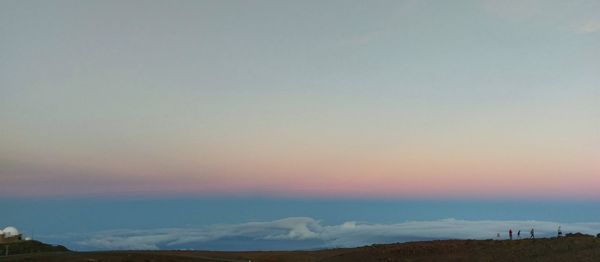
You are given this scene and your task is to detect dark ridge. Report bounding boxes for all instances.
[565,232,595,238]
[0,240,69,256]
[3,235,600,261]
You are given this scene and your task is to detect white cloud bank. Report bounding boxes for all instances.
[75,218,600,250]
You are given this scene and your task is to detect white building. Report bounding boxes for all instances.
[0,227,22,243]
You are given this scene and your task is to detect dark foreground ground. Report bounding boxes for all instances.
[4,234,600,262]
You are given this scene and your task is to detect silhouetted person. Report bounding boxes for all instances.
[517,230,521,239]
[509,229,513,240]
[530,228,535,239]
[558,225,562,237]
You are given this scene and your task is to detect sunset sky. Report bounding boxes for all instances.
[1,0,599,251]
[1,0,599,199]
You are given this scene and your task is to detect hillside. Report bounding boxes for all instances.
[3,234,600,262]
[0,240,69,256]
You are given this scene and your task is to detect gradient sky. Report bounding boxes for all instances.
[1,0,599,199]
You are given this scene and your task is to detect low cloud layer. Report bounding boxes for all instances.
[71,218,600,251]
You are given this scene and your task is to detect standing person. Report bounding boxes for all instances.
[509,229,513,240]
[517,230,521,239]
[530,228,535,239]
[558,225,562,237]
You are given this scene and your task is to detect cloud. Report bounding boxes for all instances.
[74,217,600,251]
[481,0,545,21]
[578,21,600,33]
[480,0,600,35]
[76,217,323,250]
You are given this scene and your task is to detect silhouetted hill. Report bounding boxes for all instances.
[3,234,600,261]
[0,240,69,256]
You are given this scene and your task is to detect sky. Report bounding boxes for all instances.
[0,0,599,251]
[1,0,599,199]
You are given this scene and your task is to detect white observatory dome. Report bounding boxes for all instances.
[2,227,19,237]
[0,229,4,235]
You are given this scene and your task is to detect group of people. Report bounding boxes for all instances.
[506,228,535,240]
[501,226,562,240]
